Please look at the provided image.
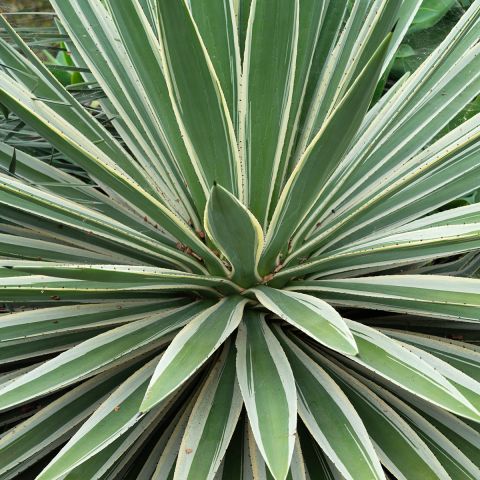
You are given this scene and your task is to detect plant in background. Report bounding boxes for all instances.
[391,0,475,75]
[43,43,83,87]
[0,0,479,479]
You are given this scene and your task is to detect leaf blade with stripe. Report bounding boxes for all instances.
[236,312,296,480]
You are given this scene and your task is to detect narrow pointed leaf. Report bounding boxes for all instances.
[279,223,480,280]
[389,339,480,413]
[236,312,296,480]
[291,275,480,322]
[357,370,480,480]
[239,0,299,225]
[384,331,480,381]
[141,296,247,412]
[5,263,241,295]
[316,353,451,480]
[0,302,207,411]
[274,327,385,480]
[151,394,198,480]
[175,342,243,480]
[37,356,168,480]
[157,0,242,199]
[380,381,480,470]
[297,422,344,480]
[338,320,480,421]
[248,425,307,480]
[251,286,357,355]
[0,300,184,341]
[270,0,327,210]
[214,414,250,480]
[0,365,136,479]
[189,0,241,129]
[103,0,206,218]
[261,34,391,272]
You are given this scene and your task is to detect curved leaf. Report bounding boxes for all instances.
[274,327,385,480]
[250,286,357,355]
[205,184,263,287]
[141,296,247,412]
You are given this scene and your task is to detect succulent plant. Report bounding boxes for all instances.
[0,1,479,479]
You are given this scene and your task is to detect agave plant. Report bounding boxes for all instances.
[0,0,480,478]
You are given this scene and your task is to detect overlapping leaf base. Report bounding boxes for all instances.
[0,1,480,479]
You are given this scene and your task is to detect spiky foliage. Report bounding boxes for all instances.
[0,1,479,479]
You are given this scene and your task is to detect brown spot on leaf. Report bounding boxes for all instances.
[262,273,274,283]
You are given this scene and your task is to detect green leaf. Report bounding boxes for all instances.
[247,424,307,480]
[296,0,347,146]
[236,311,296,480]
[135,412,178,479]
[384,331,480,381]
[336,320,480,421]
[356,369,480,480]
[297,1,399,155]
[0,65,224,274]
[387,337,480,413]
[306,117,480,255]
[297,7,480,254]
[316,353,451,480]
[189,0,240,131]
[0,302,207,411]
[204,184,264,287]
[36,356,172,480]
[45,1,200,224]
[61,434,130,480]
[297,421,343,480]
[236,312,296,480]
[156,0,243,200]
[380,379,480,470]
[0,272,220,303]
[291,275,480,322]
[141,296,247,412]
[215,415,248,480]
[175,341,243,480]
[3,263,242,296]
[0,330,100,366]
[239,0,299,226]
[151,394,198,480]
[261,33,391,273]
[103,0,206,218]
[0,300,184,341]
[0,143,169,248]
[0,364,136,479]
[381,0,423,73]
[411,0,456,31]
[0,233,119,264]
[0,166,205,274]
[269,0,327,212]
[278,222,480,281]
[274,327,385,480]
[250,286,357,355]
[0,16,152,194]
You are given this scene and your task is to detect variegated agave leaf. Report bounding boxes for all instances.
[0,1,479,479]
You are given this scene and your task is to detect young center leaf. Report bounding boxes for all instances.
[204,184,264,287]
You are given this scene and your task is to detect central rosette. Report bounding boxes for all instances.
[204,183,269,290]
